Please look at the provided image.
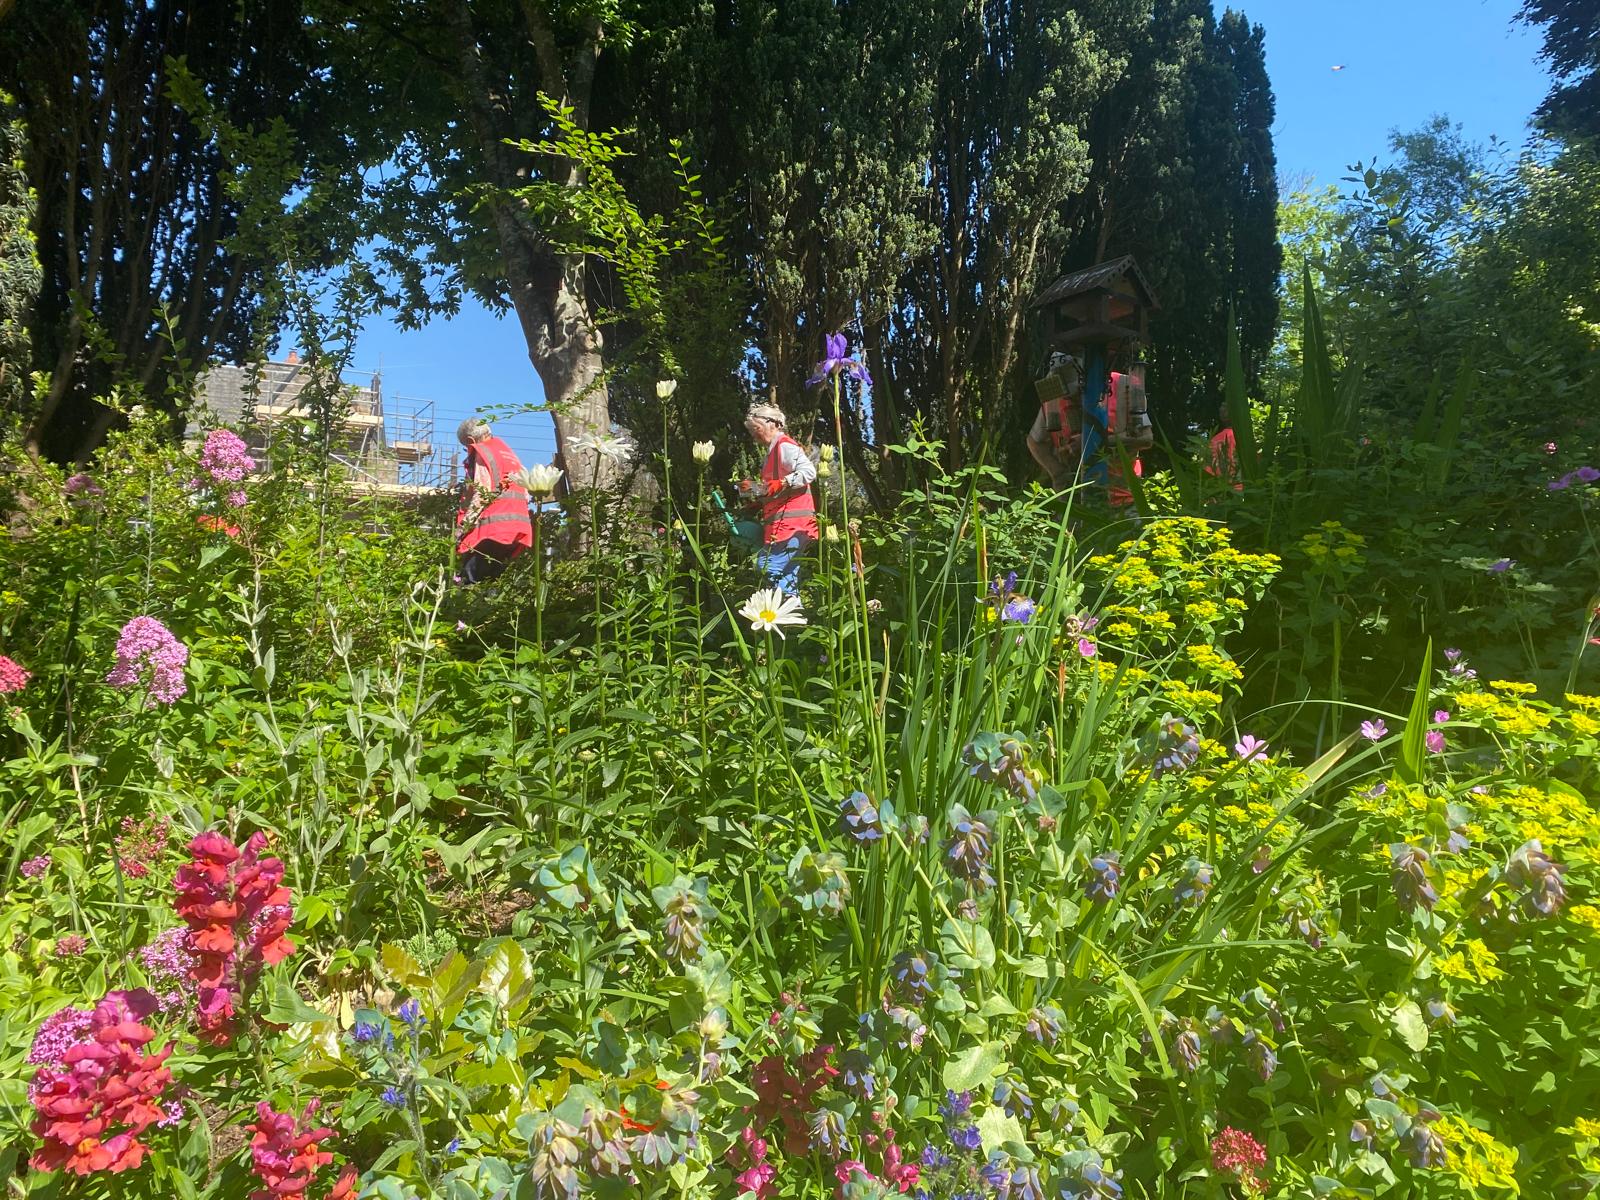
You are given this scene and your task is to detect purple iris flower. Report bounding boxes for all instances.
[805,332,872,389]
[1576,465,1600,483]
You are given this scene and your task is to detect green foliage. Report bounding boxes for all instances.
[0,90,39,428]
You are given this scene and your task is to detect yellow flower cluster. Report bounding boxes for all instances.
[1185,643,1243,683]
[1298,520,1368,568]
[1567,693,1600,712]
[1488,679,1538,697]
[1453,689,1554,735]
[1569,711,1600,737]
[1159,679,1222,713]
[1436,937,1506,985]
[1489,785,1600,854]
[1568,904,1600,935]
[1435,1115,1520,1193]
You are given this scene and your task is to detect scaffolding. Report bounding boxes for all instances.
[197,359,447,498]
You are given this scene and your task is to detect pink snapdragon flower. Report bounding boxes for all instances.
[106,617,188,705]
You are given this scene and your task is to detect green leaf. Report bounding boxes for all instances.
[263,981,331,1026]
[942,1042,1005,1092]
[1390,1000,1429,1052]
[1396,640,1434,786]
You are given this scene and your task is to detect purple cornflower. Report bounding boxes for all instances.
[106,615,189,705]
[198,428,256,484]
[20,854,49,879]
[26,1006,95,1067]
[1234,734,1267,761]
[1084,852,1121,902]
[839,792,885,843]
[1360,718,1388,741]
[1488,559,1514,573]
[805,332,872,389]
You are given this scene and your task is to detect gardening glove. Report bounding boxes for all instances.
[764,478,785,497]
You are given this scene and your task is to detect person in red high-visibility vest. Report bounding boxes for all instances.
[1204,404,1244,492]
[740,402,818,594]
[455,418,533,585]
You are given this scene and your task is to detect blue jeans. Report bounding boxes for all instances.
[758,534,813,594]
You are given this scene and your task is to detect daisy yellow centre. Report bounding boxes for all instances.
[760,607,778,623]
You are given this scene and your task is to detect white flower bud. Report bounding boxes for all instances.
[656,379,678,399]
[692,440,715,464]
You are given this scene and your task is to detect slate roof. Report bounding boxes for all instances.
[1031,254,1160,311]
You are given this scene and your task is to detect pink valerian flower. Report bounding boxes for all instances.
[249,1100,357,1200]
[26,1007,95,1070]
[173,831,296,1045]
[106,616,189,705]
[198,428,256,484]
[0,655,31,694]
[58,934,87,957]
[20,853,50,878]
[1425,730,1446,754]
[1360,718,1388,741]
[226,490,248,508]
[28,989,173,1176]
[138,926,198,1014]
[64,473,104,497]
[1211,1127,1269,1195]
[116,815,171,879]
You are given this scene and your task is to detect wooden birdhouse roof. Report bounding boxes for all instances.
[1032,254,1160,312]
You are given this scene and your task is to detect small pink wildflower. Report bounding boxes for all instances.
[26,1006,95,1069]
[1425,730,1446,754]
[20,854,50,878]
[198,428,256,484]
[0,655,31,695]
[1360,718,1388,741]
[1234,734,1267,761]
[57,934,87,957]
[1077,637,1097,659]
[1433,709,1450,723]
[1212,1126,1269,1195]
[1545,441,1558,454]
[106,617,188,705]
[225,490,248,508]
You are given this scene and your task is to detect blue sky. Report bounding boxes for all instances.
[348,0,1554,470]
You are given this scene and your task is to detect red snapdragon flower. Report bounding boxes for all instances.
[28,989,173,1175]
[174,832,296,1044]
[249,1100,357,1200]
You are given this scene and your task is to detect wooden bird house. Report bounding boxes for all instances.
[1032,255,1160,351]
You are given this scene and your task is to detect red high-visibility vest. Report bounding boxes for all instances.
[760,434,819,543]
[1206,427,1243,490]
[1050,376,1142,505]
[456,435,533,555]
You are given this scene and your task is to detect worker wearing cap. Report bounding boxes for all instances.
[455,417,532,584]
[741,402,818,593]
